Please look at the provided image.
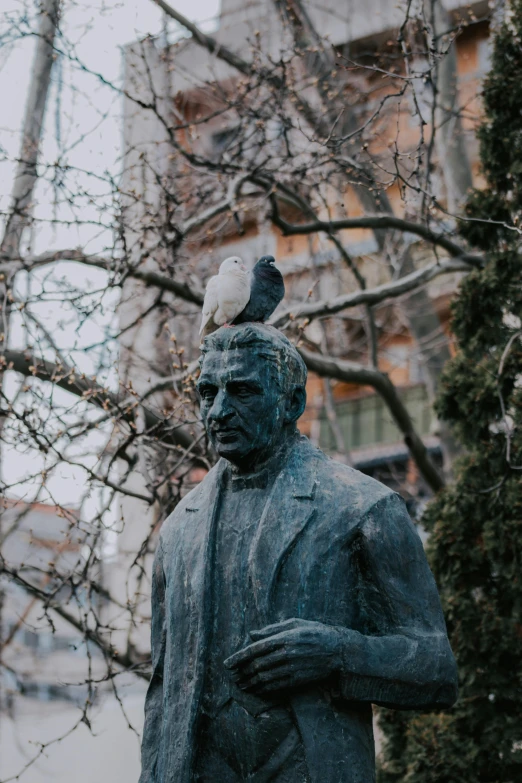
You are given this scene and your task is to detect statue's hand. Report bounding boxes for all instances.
[224,618,343,695]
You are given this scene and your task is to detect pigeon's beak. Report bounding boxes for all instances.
[240,264,247,271]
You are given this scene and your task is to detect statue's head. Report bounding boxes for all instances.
[197,323,307,469]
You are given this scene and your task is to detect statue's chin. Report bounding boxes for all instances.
[213,439,251,464]
[212,429,289,468]
[213,439,267,470]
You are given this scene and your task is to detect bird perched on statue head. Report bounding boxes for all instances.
[233,255,285,325]
[199,256,250,337]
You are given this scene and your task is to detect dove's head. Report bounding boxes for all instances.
[256,255,276,269]
[219,256,247,274]
[254,255,283,281]
[198,323,306,471]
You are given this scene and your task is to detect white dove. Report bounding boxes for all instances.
[199,256,250,337]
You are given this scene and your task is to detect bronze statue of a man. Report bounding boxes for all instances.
[139,323,457,783]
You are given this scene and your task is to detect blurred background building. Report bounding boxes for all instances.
[0,499,145,781]
[1,499,94,710]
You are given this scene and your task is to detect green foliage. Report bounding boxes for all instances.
[378,7,522,782]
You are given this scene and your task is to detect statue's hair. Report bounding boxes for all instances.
[200,323,307,391]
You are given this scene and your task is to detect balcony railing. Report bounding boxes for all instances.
[319,384,432,454]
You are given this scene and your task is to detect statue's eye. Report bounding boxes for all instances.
[229,382,260,399]
[198,385,216,401]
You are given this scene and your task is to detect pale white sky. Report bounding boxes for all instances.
[0,0,220,505]
[1,0,221,253]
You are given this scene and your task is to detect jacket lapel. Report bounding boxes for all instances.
[248,443,318,621]
[167,458,226,783]
[182,456,226,665]
[182,459,226,602]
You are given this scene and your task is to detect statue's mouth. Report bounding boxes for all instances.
[212,427,242,443]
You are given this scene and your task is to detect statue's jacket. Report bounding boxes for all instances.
[139,437,458,783]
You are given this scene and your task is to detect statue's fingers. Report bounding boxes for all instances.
[238,662,299,690]
[230,648,292,679]
[245,665,320,694]
[224,633,286,669]
[249,619,301,640]
[253,677,299,694]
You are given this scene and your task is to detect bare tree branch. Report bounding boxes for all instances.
[152,0,332,137]
[1,249,205,305]
[272,211,484,266]
[151,0,254,77]
[12,247,472,331]
[272,257,471,326]
[0,561,149,679]
[126,268,203,305]
[298,347,445,492]
[1,349,204,458]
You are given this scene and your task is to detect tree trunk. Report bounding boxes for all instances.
[0,0,61,259]
[0,0,60,448]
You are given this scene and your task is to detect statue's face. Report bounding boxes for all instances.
[197,349,290,468]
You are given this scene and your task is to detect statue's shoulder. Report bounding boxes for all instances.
[296,437,397,521]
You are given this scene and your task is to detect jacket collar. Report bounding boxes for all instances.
[247,438,318,620]
[182,437,318,620]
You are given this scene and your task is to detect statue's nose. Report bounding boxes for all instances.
[208,389,233,423]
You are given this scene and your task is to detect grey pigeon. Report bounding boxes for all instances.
[233,255,285,324]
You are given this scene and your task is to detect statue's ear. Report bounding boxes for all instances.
[285,385,306,424]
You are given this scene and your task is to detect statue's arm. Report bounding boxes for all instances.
[224,493,457,707]
[338,493,458,710]
[139,537,166,783]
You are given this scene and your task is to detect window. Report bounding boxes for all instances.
[409,352,427,384]
[21,680,88,704]
[211,126,239,158]
[319,386,432,452]
[477,37,492,77]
